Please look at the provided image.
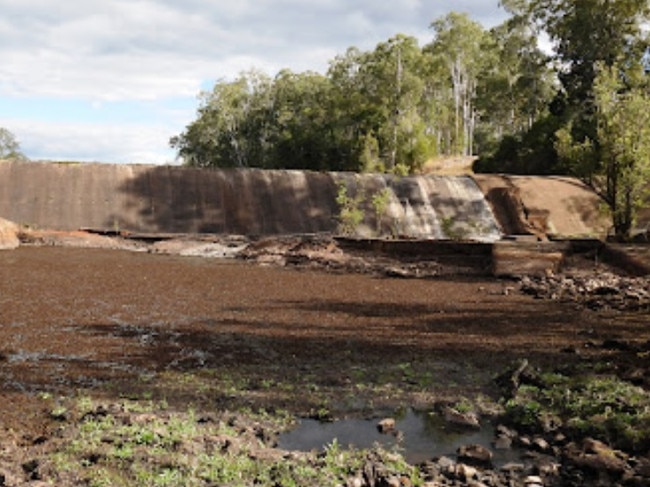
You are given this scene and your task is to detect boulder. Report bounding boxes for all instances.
[443,406,481,429]
[0,218,19,250]
[564,438,629,476]
[377,418,396,434]
[457,443,493,468]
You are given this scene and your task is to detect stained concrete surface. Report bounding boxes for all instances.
[0,160,613,240]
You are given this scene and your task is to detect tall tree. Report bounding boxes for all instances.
[502,0,650,147]
[426,13,488,156]
[327,36,436,174]
[477,15,554,146]
[327,47,376,171]
[360,34,434,173]
[171,70,275,168]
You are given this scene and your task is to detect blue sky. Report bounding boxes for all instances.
[0,1,508,165]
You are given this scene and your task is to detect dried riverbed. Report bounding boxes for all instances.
[0,238,649,485]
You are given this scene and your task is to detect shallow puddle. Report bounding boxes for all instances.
[278,409,523,465]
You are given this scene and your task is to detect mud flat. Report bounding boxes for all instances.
[0,242,649,485]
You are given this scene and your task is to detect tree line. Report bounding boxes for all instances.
[172,0,650,239]
[171,10,553,175]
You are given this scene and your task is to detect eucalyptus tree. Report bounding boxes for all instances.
[426,12,489,156]
[171,70,275,168]
[326,47,375,171]
[327,36,435,174]
[359,34,434,173]
[476,15,554,146]
[501,0,650,163]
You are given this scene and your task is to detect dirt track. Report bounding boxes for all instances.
[1,246,648,440]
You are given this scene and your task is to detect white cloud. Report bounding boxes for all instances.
[0,0,508,164]
[4,118,179,164]
[0,1,507,101]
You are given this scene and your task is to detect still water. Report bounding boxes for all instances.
[278,409,522,465]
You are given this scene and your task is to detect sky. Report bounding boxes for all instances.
[0,1,509,165]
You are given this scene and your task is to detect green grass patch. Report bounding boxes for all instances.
[45,396,423,486]
[504,374,650,452]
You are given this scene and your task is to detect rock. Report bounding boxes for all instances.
[382,475,401,487]
[435,455,456,470]
[384,266,416,278]
[496,424,518,438]
[517,272,650,312]
[377,418,396,434]
[564,438,629,475]
[443,407,480,428]
[516,435,532,448]
[346,476,363,487]
[537,460,561,477]
[21,459,40,480]
[500,462,525,473]
[635,456,650,477]
[453,463,478,481]
[493,435,512,450]
[532,437,551,453]
[524,475,544,486]
[0,218,19,250]
[457,444,493,468]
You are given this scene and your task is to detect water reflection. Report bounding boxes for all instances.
[278,409,522,465]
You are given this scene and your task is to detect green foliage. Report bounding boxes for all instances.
[504,373,650,452]
[335,182,396,236]
[171,11,553,173]
[440,216,469,240]
[335,181,366,235]
[0,127,27,160]
[555,63,650,238]
[486,0,650,177]
[371,188,392,234]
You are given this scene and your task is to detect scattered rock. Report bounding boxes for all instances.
[21,459,40,480]
[519,272,650,311]
[532,437,551,453]
[493,435,512,450]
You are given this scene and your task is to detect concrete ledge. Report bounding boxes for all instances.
[0,218,19,250]
[492,241,569,277]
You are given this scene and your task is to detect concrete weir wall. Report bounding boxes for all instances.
[0,161,340,235]
[0,160,610,240]
[0,161,502,240]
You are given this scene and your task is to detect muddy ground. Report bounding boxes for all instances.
[0,234,649,485]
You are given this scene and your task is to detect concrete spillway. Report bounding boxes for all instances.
[336,173,501,241]
[0,161,502,241]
